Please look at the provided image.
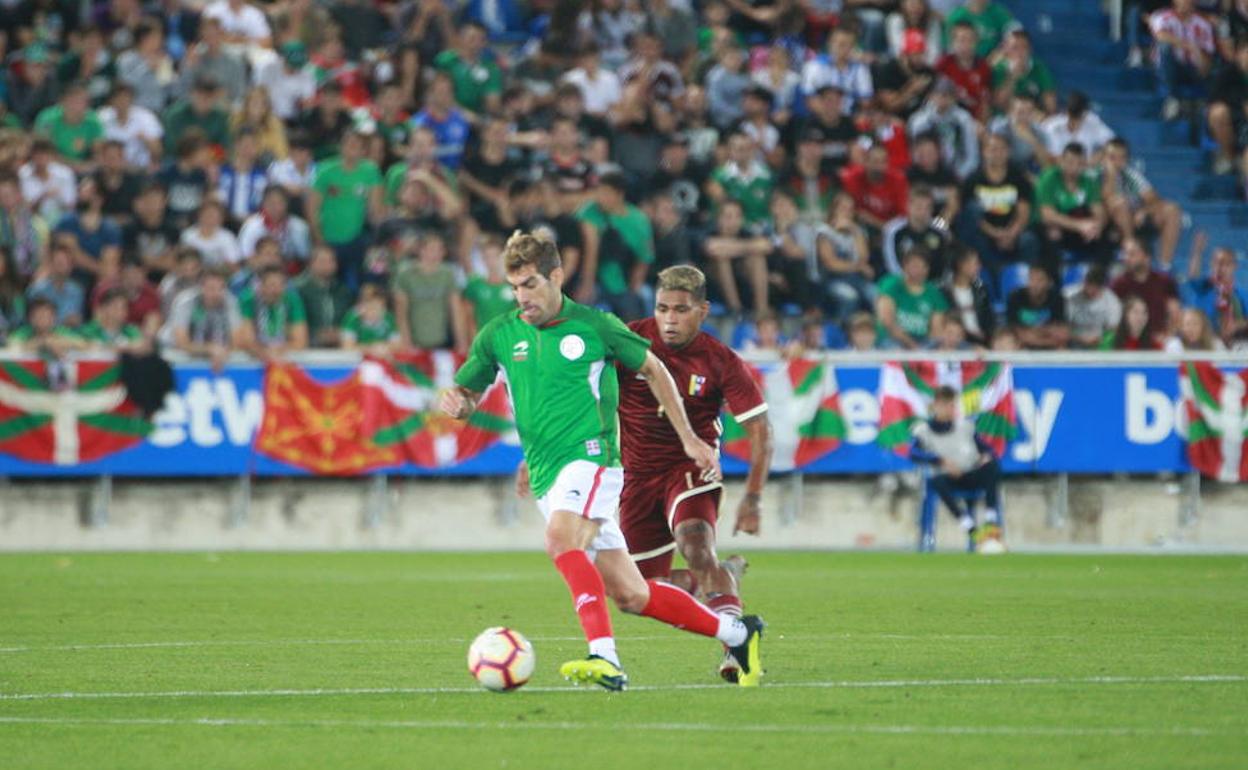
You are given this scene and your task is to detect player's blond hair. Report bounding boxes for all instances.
[656,265,707,303]
[503,230,561,277]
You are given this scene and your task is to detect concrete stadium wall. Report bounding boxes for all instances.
[1,476,1246,553]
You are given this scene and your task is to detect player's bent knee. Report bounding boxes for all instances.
[608,585,650,614]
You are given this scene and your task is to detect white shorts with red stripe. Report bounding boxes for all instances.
[536,460,627,555]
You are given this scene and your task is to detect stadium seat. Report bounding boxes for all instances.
[917,470,1000,554]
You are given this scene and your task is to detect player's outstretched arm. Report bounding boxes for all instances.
[636,351,722,482]
[439,386,481,421]
[734,414,773,536]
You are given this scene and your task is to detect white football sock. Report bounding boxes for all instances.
[588,637,620,667]
[716,616,748,647]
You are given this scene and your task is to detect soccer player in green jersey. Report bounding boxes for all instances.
[440,232,764,690]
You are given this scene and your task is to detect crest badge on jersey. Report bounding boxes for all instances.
[512,341,529,361]
[559,334,585,361]
[688,374,707,396]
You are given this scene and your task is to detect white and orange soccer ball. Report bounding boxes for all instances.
[467,627,536,692]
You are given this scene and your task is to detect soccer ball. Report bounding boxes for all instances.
[467,627,535,692]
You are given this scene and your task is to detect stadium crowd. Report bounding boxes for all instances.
[0,0,1245,370]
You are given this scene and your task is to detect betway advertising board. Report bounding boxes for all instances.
[0,362,1198,477]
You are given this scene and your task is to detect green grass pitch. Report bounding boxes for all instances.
[1,551,1245,769]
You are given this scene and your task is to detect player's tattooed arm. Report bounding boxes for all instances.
[636,351,722,482]
[439,386,482,421]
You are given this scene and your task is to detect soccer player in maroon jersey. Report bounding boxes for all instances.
[617,265,773,683]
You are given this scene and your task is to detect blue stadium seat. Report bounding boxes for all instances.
[1062,264,1088,289]
[999,263,1029,300]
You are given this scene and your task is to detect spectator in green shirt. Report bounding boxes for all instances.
[34,82,104,169]
[161,76,231,158]
[707,131,775,228]
[945,0,1018,59]
[292,245,353,348]
[575,171,655,320]
[434,21,503,120]
[77,287,149,353]
[992,29,1057,114]
[1036,142,1112,267]
[461,235,516,336]
[307,129,383,293]
[340,281,399,353]
[6,297,84,355]
[238,265,309,360]
[875,246,949,349]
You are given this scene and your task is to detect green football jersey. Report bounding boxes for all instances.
[454,298,651,498]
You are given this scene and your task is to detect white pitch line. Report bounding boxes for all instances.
[0,675,1242,701]
[0,715,1226,738]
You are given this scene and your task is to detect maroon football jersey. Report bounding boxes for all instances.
[618,318,767,477]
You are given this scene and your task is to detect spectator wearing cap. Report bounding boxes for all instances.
[882,184,951,279]
[92,257,162,331]
[738,85,784,168]
[78,286,149,353]
[887,1,944,65]
[238,185,311,267]
[94,139,145,226]
[1036,142,1113,267]
[163,266,244,371]
[1182,234,1248,347]
[707,131,775,229]
[308,129,382,292]
[410,73,471,171]
[293,245,352,348]
[1007,263,1070,350]
[562,44,624,117]
[8,44,60,127]
[702,199,773,317]
[255,41,317,122]
[779,128,840,226]
[27,244,85,326]
[991,29,1057,115]
[34,81,104,170]
[907,78,979,181]
[202,0,273,50]
[123,182,180,278]
[875,28,938,120]
[1065,265,1123,348]
[179,18,249,108]
[752,44,802,126]
[906,133,960,223]
[433,20,503,120]
[935,21,992,121]
[19,138,77,224]
[575,171,655,320]
[99,84,164,170]
[875,246,947,349]
[790,85,862,176]
[959,132,1038,278]
[116,19,176,113]
[802,26,874,116]
[1040,91,1116,162]
[1149,0,1216,122]
[944,0,1017,59]
[162,77,231,157]
[1100,138,1184,270]
[705,43,752,130]
[1110,238,1180,340]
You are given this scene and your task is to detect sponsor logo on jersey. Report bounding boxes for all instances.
[559,334,585,361]
[688,374,707,396]
[585,439,602,456]
[512,341,529,361]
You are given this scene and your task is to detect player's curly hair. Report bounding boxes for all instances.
[503,230,562,278]
[656,265,707,303]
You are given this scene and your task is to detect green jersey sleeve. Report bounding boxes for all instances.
[455,321,501,393]
[590,309,651,371]
[285,290,308,324]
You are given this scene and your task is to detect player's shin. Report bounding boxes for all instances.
[553,550,617,664]
[641,580,748,647]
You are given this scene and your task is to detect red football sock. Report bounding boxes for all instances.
[553,550,613,643]
[708,593,743,617]
[641,580,721,638]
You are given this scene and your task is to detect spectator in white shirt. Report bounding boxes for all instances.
[1150,0,1217,120]
[203,0,273,50]
[561,44,622,116]
[254,41,316,121]
[237,185,311,265]
[1040,91,1115,162]
[1064,265,1123,348]
[18,138,76,223]
[180,199,243,268]
[908,79,980,180]
[801,26,874,115]
[98,83,163,169]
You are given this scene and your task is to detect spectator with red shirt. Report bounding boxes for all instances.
[841,143,910,235]
[936,22,993,121]
[1150,0,1217,121]
[1110,238,1180,340]
[91,258,163,336]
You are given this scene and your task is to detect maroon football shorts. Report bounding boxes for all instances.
[619,464,723,580]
